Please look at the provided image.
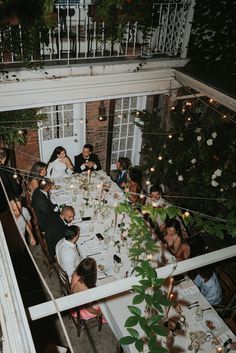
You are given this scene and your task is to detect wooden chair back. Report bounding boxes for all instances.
[218,270,236,301]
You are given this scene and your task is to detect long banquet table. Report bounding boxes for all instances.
[50,171,235,353]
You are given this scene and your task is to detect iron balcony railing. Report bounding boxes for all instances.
[0,1,194,65]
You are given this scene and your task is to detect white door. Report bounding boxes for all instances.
[38,103,86,163]
[110,96,146,170]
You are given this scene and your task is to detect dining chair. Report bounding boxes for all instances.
[54,259,103,337]
[218,270,236,302]
[30,206,54,277]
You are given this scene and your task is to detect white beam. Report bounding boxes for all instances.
[28,244,236,321]
[0,223,36,353]
[174,70,236,112]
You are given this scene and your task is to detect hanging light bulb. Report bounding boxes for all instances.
[209,98,214,103]
[13,171,18,179]
[171,106,175,111]
[140,192,145,199]
[187,117,191,121]
[168,134,173,139]
[18,129,23,135]
[182,108,186,113]
[136,111,140,116]
[184,211,190,217]
[118,113,122,118]
[223,114,227,119]
[186,101,192,106]
[158,155,163,161]
[98,100,107,121]
[146,180,151,185]
[80,118,83,124]
[150,167,155,172]
[41,179,46,185]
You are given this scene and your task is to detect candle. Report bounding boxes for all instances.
[114,202,118,229]
[167,277,174,299]
[87,169,91,183]
[99,182,103,201]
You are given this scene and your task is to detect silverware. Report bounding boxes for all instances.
[86,252,102,257]
[188,304,199,309]
[80,237,94,245]
[187,301,198,307]
[202,307,212,312]
[175,278,187,285]
[99,275,112,280]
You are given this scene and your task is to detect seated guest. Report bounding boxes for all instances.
[193,266,222,305]
[0,148,22,213]
[114,157,131,189]
[10,199,36,246]
[45,206,75,261]
[71,258,105,322]
[74,144,101,174]
[146,185,168,207]
[126,166,143,205]
[163,218,190,261]
[47,146,74,178]
[31,179,58,232]
[56,225,80,282]
[28,161,47,194]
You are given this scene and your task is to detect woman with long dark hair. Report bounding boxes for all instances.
[28,161,47,193]
[47,146,74,178]
[71,258,105,321]
[163,218,190,261]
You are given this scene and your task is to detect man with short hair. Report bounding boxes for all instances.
[55,225,80,281]
[45,206,75,261]
[74,144,101,173]
[146,185,167,207]
[31,179,58,232]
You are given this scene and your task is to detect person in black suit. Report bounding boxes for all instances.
[31,179,58,232]
[114,157,131,189]
[74,144,101,173]
[0,148,22,213]
[45,206,75,261]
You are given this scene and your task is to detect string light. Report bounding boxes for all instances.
[184,211,190,217]
[118,114,122,118]
[209,98,214,103]
[171,106,175,111]
[80,119,83,124]
[41,179,46,185]
[168,134,173,139]
[140,192,145,199]
[182,108,186,113]
[150,167,155,172]
[186,101,192,106]
[145,180,151,185]
[158,155,163,161]
[187,117,191,121]
[18,129,23,135]
[13,171,18,179]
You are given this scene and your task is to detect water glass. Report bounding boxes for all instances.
[194,308,203,321]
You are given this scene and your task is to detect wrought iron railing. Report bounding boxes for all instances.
[0,1,193,65]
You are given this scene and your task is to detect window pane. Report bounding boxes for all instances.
[128,124,134,136]
[119,138,126,150]
[131,97,137,108]
[121,124,128,135]
[126,150,132,159]
[43,127,52,141]
[112,139,119,152]
[64,124,73,137]
[111,153,118,164]
[53,126,63,138]
[114,112,122,125]
[115,99,122,110]
[123,98,129,109]
[53,111,63,126]
[127,137,133,149]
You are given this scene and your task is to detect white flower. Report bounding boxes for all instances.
[191,158,197,164]
[168,159,173,164]
[212,132,217,139]
[232,182,236,188]
[197,136,202,141]
[195,128,201,133]
[215,169,222,177]
[207,139,213,146]
[220,188,224,192]
[211,174,217,179]
[178,175,183,181]
[211,180,219,187]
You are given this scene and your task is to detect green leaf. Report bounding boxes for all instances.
[135,339,144,352]
[128,305,141,316]
[149,314,163,325]
[133,294,145,305]
[119,336,136,345]
[125,316,139,327]
[152,324,168,336]
[132,285,145,294]
[158,297,172,306]
[127,328,139,338]
[145,293,153,306]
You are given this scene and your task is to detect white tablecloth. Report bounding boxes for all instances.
[100,277,234,353]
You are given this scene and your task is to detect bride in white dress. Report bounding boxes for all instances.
[47,146,74,178]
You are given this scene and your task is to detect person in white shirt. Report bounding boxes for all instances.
[47,146,74,178]
[56,225,80,282]
[10,199,36,246]
[194,266,222,305]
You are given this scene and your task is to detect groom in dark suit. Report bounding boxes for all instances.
[74,144,101,173]
[31,179,58,232]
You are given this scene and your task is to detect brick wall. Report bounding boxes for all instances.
[86,100,110,171]
[15,130,40,171]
